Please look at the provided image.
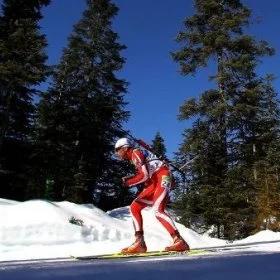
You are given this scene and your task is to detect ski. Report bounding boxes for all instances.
[71,249,208,260]
[194,239,280,251]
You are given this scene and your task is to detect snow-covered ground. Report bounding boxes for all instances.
[0,198,280,262]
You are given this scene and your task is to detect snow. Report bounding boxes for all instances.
[0,198,279,262]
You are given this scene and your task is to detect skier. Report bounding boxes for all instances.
[115,137,190,254]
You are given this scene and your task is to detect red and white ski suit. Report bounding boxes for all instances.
[123,148,178,236]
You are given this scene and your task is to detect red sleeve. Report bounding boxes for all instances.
[125,149,149,187]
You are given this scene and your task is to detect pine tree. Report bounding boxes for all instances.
[35,0,132,206]
[0,0,50,199]
[172,0,278,239]
[151,132,167,159]
[252,76,280,232]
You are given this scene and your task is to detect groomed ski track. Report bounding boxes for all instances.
[0,239,280,265]
[0,250,280,280]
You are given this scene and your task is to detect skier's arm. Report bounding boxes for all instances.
[124,150,149,187]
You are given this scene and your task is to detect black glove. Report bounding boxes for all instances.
[136,184,144,195]
[121,175,133,187]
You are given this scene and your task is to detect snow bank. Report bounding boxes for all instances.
[0,198,279,261]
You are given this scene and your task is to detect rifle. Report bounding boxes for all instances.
[118,129,194,179]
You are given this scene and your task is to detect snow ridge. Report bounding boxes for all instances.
[0,198,279,261]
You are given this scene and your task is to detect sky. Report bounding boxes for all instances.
[0,198,280,261]
[38,0,280,158]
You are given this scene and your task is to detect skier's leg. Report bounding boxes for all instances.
[130,183,156,231]
[121,194,153,254]
[153,174,190,251]
[152,178,177,235]
[130,199,147,232]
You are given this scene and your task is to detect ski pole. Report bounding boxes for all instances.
[178,155,198,171]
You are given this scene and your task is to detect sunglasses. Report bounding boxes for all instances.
[115,145,128,152]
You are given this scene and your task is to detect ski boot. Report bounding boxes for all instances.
[121,231,147,254]
[165,232,190,252]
